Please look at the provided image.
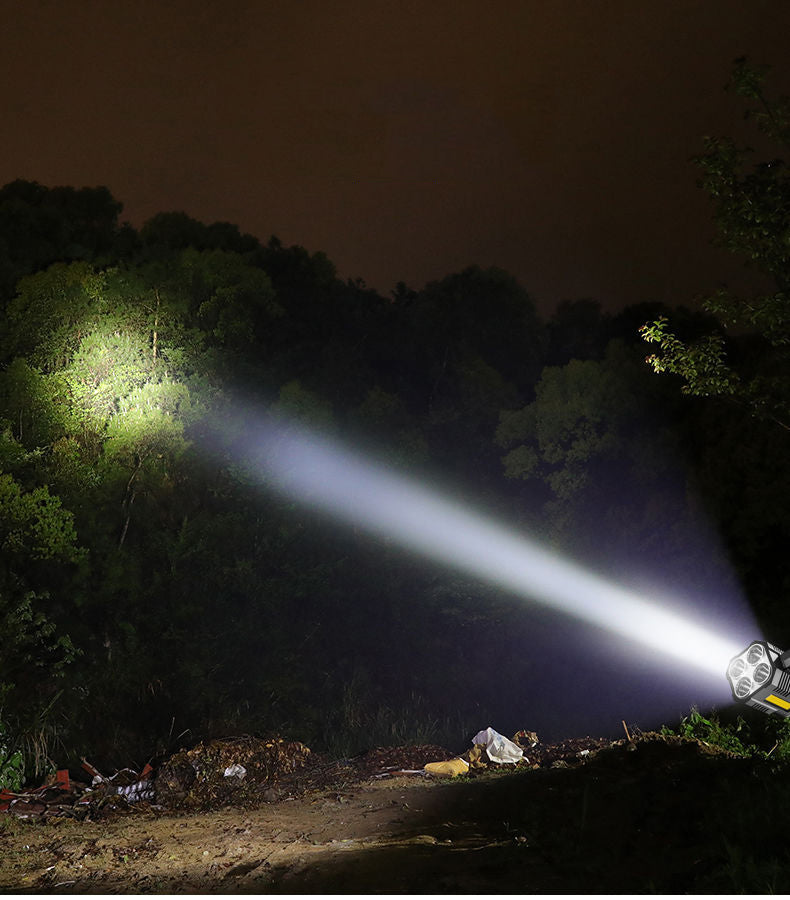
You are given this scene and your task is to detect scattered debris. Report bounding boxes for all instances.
[0,729,636,822]
[371,769,426,779]
[0,731,772,895]
[155,736,312,809]
[424,757,470,777]
[421,727,525,778]
[532,735,613,767]
[513,730,539,749]
[471,726,525,765]
[351,744,453,779]
[0,762,143,821]
[114,779,156,804]
[369,727,531,780]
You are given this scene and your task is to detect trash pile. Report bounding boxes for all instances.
[359,727,614,779]
[0,727,616,821]
[370,726,538,779]
[532,735,614,768]
[0,761,155,821]
[0,736,313,821]
[352,744,455,779]
[154,735,312,809]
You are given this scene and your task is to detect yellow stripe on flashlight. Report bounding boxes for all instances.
[765,694,790,710]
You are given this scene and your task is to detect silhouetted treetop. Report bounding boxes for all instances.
[0,179,123,302]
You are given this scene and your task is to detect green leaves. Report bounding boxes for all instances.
[663,708,754,756]
[497,343,643,498]
[641,316,740,397]
[0,473,82,778]
[183,248,280,347]
[643,60,790,432]
[729,58,790,144]
[65,327,154,431]
[0,473,82,563]
[4,262,105,367]
[104,379,193,469]
[0,180,123,304]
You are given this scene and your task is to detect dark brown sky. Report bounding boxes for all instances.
[4,0,790,311]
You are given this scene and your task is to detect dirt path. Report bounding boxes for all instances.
[1,773,547,894]
[0,734,775,893]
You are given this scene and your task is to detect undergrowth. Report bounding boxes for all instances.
[660,706,790,759]
[0,722,24,792]
[660,707,790,892]
[660,708,755,755]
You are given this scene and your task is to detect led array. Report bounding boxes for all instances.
[726,641,790,717]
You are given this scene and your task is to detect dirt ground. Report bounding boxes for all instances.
[0,732,783,894]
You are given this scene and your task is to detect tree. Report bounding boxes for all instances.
[545,298,610,365]
[642,59,790,432]
[0,180,123,305]
[496,341,700,573]
[409,266,544,397]
[0,248,287,760]
[0,472,83,784]
[138,211,260,258]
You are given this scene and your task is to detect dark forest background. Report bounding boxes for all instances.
[2,61,790,781]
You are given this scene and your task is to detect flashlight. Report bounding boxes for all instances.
[727,641,790,716]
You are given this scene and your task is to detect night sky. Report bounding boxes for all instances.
[4,0,790,311]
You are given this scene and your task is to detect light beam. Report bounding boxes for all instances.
[245,417,758,687]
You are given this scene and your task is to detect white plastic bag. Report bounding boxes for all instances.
[472,726,524,764]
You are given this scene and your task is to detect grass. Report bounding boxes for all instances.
[320,699,471,759]
[656,706,790,892]
[661,705,790,760]
[661,707,756,755]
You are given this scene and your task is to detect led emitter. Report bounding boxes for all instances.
[727,641,790,716]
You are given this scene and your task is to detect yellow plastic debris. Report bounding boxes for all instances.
[423,757,469,777]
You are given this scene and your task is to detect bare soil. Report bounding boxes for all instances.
[0,733,779,894]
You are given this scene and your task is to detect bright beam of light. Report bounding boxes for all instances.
[248,418,757,684]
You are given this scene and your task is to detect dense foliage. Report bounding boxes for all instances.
[642,59,790,431]
[1,62,789,783]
